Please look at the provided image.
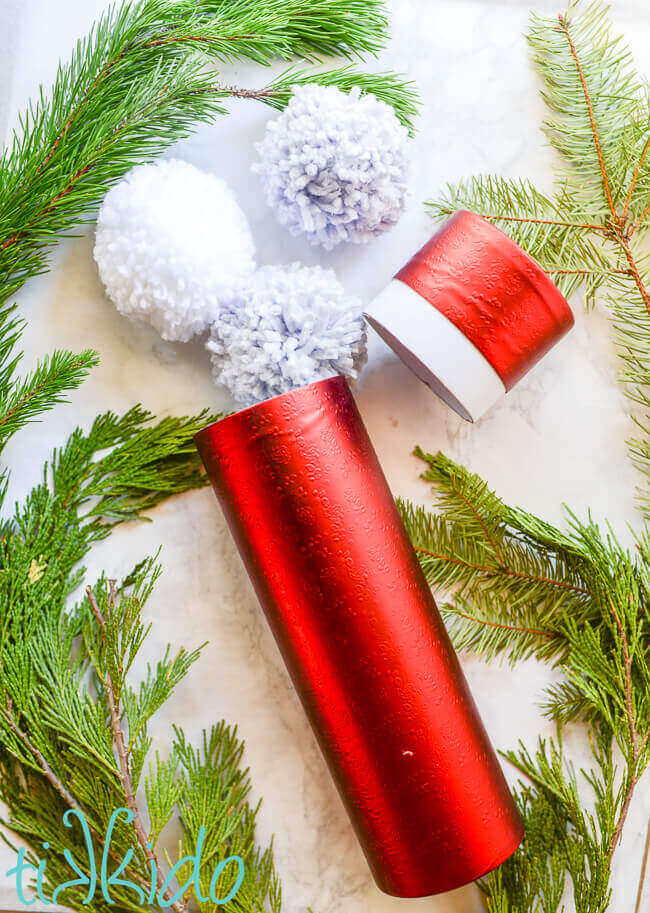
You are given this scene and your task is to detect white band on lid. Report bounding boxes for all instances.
[364,280,506,423]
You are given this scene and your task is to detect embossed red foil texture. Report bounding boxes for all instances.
[195,376,523,898]
[396,209,574,388]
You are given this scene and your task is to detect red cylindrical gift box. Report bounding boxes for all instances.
[195,376,523,897]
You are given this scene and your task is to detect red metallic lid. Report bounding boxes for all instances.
[394,210,574,390]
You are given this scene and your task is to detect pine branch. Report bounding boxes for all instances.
[0,348,98,454]
[0,305,98,468]
[427,176,615,304]
[399,449,595,667]
[259,65,419,132]
[425,0,650,516]
[195,0,392,62]
[403,448,650,912]
[0,0,416,306]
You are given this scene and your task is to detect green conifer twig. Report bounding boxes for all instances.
[400,447,650,912]
[426,0,650,517]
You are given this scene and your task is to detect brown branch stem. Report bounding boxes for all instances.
[546,267,631,276]
[86,584,188,913]
[618,234,650,315]
[555,14,650,317]
[609,598,639,755]
[557,14,618,222]
[143,33,259,49]
[4,697,152,894]
[609,772,641,861]
[4,698,79,811]
[220,84,275,101]
[631,204,650,237]
[540,263,632,276]
[451,608,555,640]
[413,544,590,595]
[634,818,650,913]
[443,212,608,232]
[623,137,650,220]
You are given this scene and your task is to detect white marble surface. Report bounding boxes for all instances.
[1,1,649,911]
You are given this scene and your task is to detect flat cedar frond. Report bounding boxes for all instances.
[173,723,282,912]
[481,736,614,913]
[405,449,650,912]
[0,564,281,913]
[426,0,650,517]
[0,406,218,653]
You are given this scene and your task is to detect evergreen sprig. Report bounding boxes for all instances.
[0,303,98,465]
[1,560,279,913]
[0,0,417,306]
[400,448,650,913]
[0,356,296,910]
[426,0,650,517]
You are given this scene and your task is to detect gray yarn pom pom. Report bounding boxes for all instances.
[253,84,409,250]
[207,263,367,405]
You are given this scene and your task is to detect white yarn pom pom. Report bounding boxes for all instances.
[207,264,367,405]
[94,159,256,342]
[253,84,409,250]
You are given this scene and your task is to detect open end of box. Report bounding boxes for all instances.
[365,315,474,423]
